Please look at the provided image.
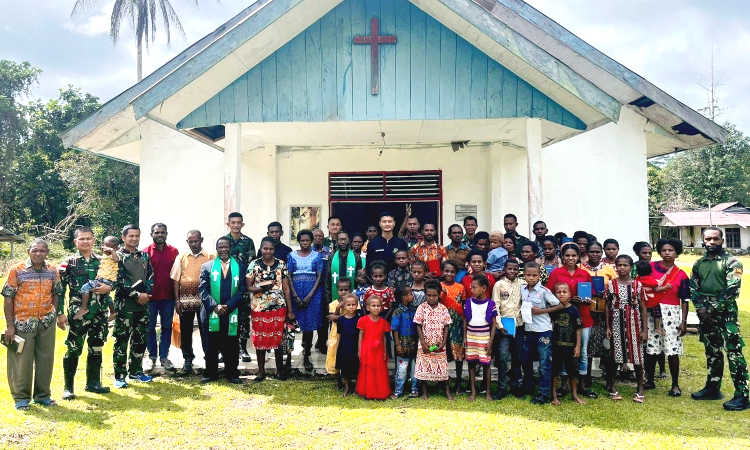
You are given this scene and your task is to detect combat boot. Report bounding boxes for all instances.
[62,357,78,400]
[723,394,750,411]
[691,379,723,401]
[85,354,111,394]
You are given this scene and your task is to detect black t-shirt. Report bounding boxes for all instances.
[552,305,582,348]
[365,235,408,275]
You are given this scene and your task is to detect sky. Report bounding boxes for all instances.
[1,0,748,132]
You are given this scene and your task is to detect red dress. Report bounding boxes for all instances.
[356,315,392,400]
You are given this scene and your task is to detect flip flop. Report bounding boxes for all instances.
[668,387,682,397]
[633,393,645,404]
[409,392,420,398]
[34,398,57,407]
[14,400,30,411]
[609,391,622,401]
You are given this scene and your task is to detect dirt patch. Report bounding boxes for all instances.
[231,397,265,409]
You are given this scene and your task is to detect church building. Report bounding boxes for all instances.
[62,0,726,250]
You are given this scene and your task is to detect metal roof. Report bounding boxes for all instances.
[662,210,750,228]
[0,227,24,243]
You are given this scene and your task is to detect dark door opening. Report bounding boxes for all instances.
[329,171,443,243]
[331,201,441,243]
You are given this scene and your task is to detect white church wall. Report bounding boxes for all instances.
[542,107,649,255]
[138,120,225,253]
[262,145,495,247]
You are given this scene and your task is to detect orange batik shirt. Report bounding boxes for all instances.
[2,259,63,332]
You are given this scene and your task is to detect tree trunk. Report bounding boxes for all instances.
[137,37,143,82]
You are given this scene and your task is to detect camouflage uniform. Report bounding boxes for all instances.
[690,250,749,399]
[112,249,153,380]
[227,233,256,347]
[59,252,112,392]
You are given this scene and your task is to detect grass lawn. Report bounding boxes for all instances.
[0,256,749,449]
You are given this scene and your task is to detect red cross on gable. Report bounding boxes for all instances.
[353,17,397,95]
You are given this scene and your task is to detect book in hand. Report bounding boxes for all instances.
[592,276,606,296]
[577,282,593,302]
[1,334,25,353]
[500,317,516,336]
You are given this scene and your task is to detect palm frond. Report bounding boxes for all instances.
[71,0,104,19]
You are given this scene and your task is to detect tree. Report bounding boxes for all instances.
[71,0,202,82]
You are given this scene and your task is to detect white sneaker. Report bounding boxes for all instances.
[144,358,155,371]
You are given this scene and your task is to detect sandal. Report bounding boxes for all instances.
[609,391,622,401]
[668,387,682,397]
[409,392,420,398]
[14,400,30,411]
[633,393,645,404]
[35,398,57,407]
[253,373,266,383]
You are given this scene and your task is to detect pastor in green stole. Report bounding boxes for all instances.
[330,250,357,301]
[208,257,240,336]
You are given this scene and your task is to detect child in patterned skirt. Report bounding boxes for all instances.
[463,275,497,401]
[414,280,453,401]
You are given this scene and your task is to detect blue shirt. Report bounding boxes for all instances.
[487,247,509,272]
[521,282,560,333]
[390,304,417,337]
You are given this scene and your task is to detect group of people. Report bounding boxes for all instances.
[2,210,748,412]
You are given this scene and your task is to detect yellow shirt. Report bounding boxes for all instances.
[96,256,119,282]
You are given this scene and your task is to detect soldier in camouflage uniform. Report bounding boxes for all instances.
[112,224,154,388]
[59,228,114,400]
[689,227,749,411]
[226,212,256,362]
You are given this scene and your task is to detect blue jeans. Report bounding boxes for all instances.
[395,356,418,395]
[148,299,175,360]
[522,330,553,398]
[578,326,591,375]
[494,327,525,391]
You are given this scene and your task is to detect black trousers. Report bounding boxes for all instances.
[179,309,206,361]
[205,327,240,379]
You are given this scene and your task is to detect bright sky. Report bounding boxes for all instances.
[1,0,747,132]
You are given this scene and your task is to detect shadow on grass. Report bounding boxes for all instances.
[245,353,750,441]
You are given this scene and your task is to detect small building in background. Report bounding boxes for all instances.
[660,202,750,251]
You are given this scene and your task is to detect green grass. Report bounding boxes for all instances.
[1,259,749,449]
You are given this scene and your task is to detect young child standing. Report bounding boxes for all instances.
[75,236,120,320]
[353,268,370,308]
[606,255,648,403]
[550,283,585,406]
[365,262,395,313]
[388,250,413,288]
[634,261,671,336]
[391,284,419,398]
[463,275,497,401]
[413,280,453,401]
[336,294,361,397]
[492,259,526,399]
[326,278,353,389]
[440,260,468,394]
[410,260,427,307]
[356,296,392,400]
[521,262,562,405]
[462,249,496,294]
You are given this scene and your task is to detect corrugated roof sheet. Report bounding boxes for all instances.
[663,211,750,228]
[0,227,24,243]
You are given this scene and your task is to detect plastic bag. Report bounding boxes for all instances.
[171,313,181,349]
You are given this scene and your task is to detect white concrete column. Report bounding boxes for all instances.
[224,123,242,223]
[264,143,278,224]
[526,118,543,229]
[489,143,504,232]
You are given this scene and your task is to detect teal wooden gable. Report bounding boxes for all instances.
[177,0,586,130]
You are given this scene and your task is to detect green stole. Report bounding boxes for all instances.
[331,250,356,301]
[208,257,240,336]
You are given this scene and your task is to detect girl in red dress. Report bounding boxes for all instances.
[356,296,392,400]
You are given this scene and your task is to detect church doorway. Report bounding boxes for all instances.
[329,171,442,243]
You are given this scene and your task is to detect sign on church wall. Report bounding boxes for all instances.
[455,204,477,222]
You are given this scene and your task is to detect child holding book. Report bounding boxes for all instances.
[550,283,585,406]
[391,284,419,398]
[606,255,648,403]
[414,280,453,401]
[336,294,361,397]
[492,259,526,399]
[463,275,497,401]
[356,296,392,400]
[410,260,427,307]
[440,260,468,394]
[76,236,120,320]
[388,250,413,288]
[634,261,671,337]
[326,278,353,389]
[521,262,563,405]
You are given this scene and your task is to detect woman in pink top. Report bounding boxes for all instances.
[546,243,596,399]
[645,238,690,397]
